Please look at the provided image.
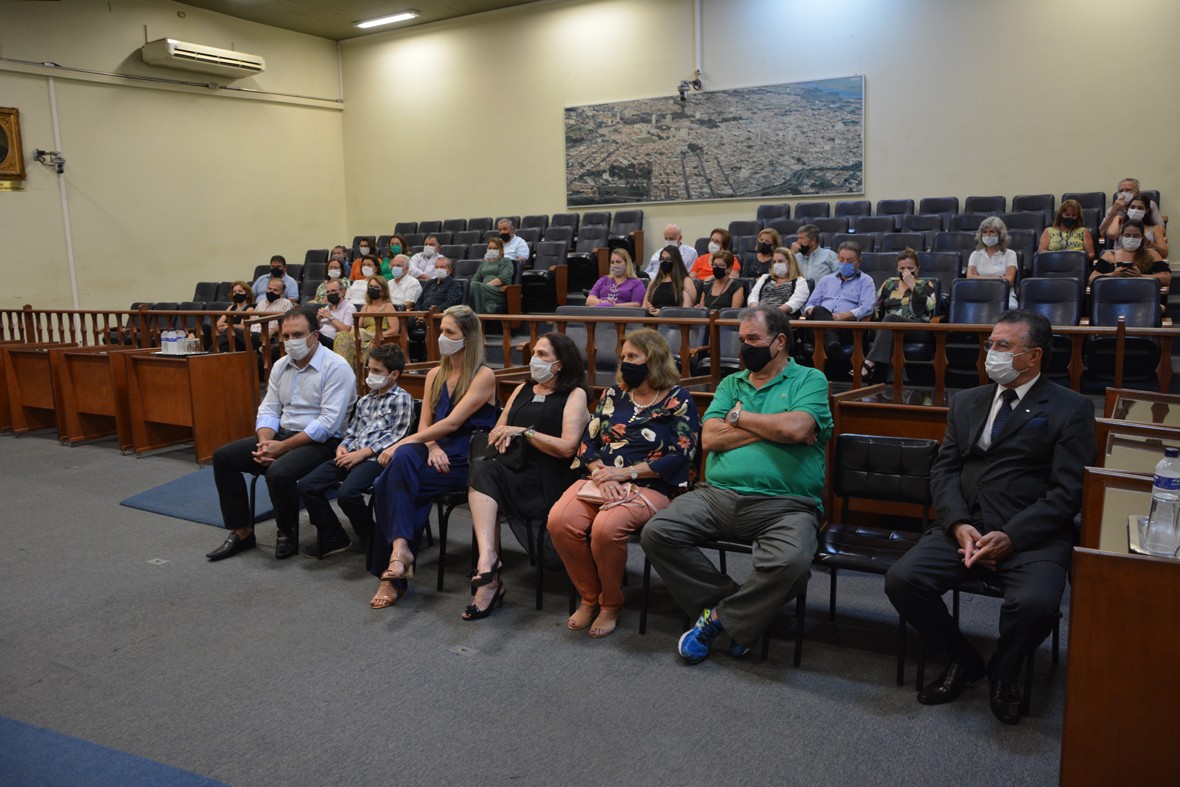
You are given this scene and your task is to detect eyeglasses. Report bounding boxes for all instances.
[983,340,1026,352]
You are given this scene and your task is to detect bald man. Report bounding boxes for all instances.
[645,224,699,277]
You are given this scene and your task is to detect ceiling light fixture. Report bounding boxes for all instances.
[356,10,419,29]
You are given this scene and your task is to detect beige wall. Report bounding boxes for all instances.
[0,0,347,310]
[340,0,1179,247]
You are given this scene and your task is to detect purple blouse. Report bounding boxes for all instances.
[589,276,647,306]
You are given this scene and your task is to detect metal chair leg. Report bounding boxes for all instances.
[896,615,907,686]
[828,568,838,622]
[793,591,806,667]
[639,558,652,634]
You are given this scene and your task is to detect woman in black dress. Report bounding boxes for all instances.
[697,250,746,310]
[463,332,590,619]
[642,245,696,316]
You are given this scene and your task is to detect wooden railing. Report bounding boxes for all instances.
[2,304,1174,396]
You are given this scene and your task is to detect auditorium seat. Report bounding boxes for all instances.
[854,216,895,236]
[554,305,647,385]
[581,211,610,232]
[439,244,465,260]
[403,233,425,248]
[543,225,574,250]
[794,201,830,220]
[550,212,580,236]
[812,217,850,234]
[303,249,329,267]
[880,232,928,253]
[441,217,467,233]
[1012,194,1055,223]
[418,220,442,234]
[214,282,235,301]
[917,251,962,300]
[858,252,895,290]
[1062,192,1105,213]
[932,231,976,255]
[1002,211,1046,234]
[285,263,304,282]
[516,227,542,246]
[834,200,871,218]
[833,233,875,252]
[454,230,482,246]
[766,218,800,237]
[963,195,1006,215]
[948,213,990,232]
[193,282,219,302]
[468,217,493,232]
[300,280,319,303]
[394,221,417,235]
[521,214,549,231]
[1032,251,1089,294]
[1007,229,1038,275]
[757,204,790,224]
[945,279,1010,386]
[1018,277,1083,379]
[303,263,326,282]
[876,198,915,230]
[1086,277,1162,386]
[918,197,959,230]
[728,219,761,238]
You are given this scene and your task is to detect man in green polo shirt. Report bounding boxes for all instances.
[641,305,832,664]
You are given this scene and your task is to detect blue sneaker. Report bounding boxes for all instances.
[728,639,751,659]
[678,608,725,665]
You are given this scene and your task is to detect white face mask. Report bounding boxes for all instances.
[982,234,999,247]
[391,266,404,279]
[1127,208,1146,222]
[365,373,388,389]
[1122,236,1142,251]
[423,245,437,257]
[772,262,788,278]
[707,242,721,254]
[529,356,556,383]
[361,265,375,277]
[327,269,342,280]
[438,335,465,356]
[285,336,312,362]
[664,238,679,246]
[359,247,371,256]
[431,268,448,280]
[1119,190,1135,203]
[985,348,1024,385]
[485,250,499,261]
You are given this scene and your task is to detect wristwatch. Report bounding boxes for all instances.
[523,427,536,441]
[629,467,639,481]
[727,404,742,426]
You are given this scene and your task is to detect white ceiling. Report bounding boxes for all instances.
[180,0,545,41]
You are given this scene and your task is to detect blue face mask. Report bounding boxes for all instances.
[839,262,856,278]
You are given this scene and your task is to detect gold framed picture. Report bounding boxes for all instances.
[0,107,28,180]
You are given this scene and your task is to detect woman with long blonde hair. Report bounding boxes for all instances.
[367,305,498,608]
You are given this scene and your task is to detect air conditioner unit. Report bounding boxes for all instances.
[141,38,265,79]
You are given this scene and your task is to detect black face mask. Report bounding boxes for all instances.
[326,292,341,305]
[367,287,382,300]
[270,267,284,278]
[265,291,280,303]
[797,243,810,254]
[1060,217,1077,229]
[740,339,779,372]
[659,259,674,274]
[757,241,773,254]
[712,265,728,280]
[620,361,648,389]
[499,232,511,242]
[232,292,247,304]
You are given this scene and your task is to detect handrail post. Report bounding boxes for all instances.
[1113,318,1126,388]
[22,305,35,342]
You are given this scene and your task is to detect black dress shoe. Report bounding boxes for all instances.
[990,680,1022,725]
[917,659,987,705]
[275,533,297,560]
[207,532,256,561]
[303,530,351,559]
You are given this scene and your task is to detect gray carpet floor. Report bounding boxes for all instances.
[1,431,1067,786]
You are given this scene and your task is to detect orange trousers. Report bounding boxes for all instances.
[547,479,671,611]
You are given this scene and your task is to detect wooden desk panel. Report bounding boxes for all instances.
[55,346,153,449]
[3,342,75,435]
[1060,548,1180,785]
[0,340,21,433]
[127,352,259,463]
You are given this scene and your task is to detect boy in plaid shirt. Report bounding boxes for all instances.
[298,344,414,558]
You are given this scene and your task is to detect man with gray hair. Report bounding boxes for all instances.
[385,254,423,308]
[803,241,876,358]
[642,305,832,665]
[791,224,840,281]
[497,218,530,261]
[645,223,699,276]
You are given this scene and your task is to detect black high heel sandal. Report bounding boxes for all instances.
[462,581,506,621]
[468,559,503,594]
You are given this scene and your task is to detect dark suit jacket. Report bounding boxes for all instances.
[930,375,1095,566]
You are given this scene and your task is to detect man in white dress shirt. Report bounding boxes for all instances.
[645,223,699,277]
[497,218,531,262]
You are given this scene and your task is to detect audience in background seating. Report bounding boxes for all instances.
[643,245,696,315]
[749,247,810,316]
[696,251,745,310]
[385,255,423,308]
[211,280,256,352]
[335,274,398,368]
[1039,200,1094,258]
[379,235,410,279]
[690,228,738,279]
[1102,194,1168,258]
[347,255,381,306]
[1091,219,1170,287]
[314,278,355,351]
[645,224,698,277]
[297,343,415,564]
[252,255,299,303]
[354,239,376,271]
[550,329,700,638]
[859,248,938,383]
[642,306,830,664]
[409,236,442,280]
[804,241,876,358]
[470,238,514,314]
[330,245,348,266]
[587,249,646,307]
[207,305,357,563]
[967,217,1018,308]
[414,256,464,313]
[792,225,840,282]
[1100,177,1163,246]
[464,333,589,620]
[314,257,349,303]
[250,277,294,344]
[369,306,498,608]
[498,218,531,261]
[740,228,782,280]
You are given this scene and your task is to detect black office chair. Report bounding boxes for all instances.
[945,279,1010,386]
[1018,277,1083,378]
[1085,277,1163,385]
[814,433,939,685]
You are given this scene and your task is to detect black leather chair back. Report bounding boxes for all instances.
[794,201,830,219]
[949,213,990,232]
[1032,251,1088,292]
[835,200,871,218]
[1011,194,1055,223]
[728,219,761,237]
[855,216,894,235]
[442,217,467,233]
[833,433,938,517]
[948,279,1008,323]
[1062,192,1105,212]
[757,204,790,223]
[964,195,1006,214]
[1090,277,1161,328]
[1001,210,1046,234]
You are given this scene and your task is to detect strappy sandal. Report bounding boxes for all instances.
[468,559,504,593]
[369,581,400,609]
[380,549,415,581]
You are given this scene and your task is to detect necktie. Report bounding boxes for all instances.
[990,389,1019,445]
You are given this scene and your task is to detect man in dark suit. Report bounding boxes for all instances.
[885,310,1095,724]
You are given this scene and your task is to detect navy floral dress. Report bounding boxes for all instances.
[574,385,700,498]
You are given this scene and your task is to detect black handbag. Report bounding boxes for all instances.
[470,429,527,473]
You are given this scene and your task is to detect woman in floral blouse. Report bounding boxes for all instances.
[859,248,938,383]
[547,328,700,639]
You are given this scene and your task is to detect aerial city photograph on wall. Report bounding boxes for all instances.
[564,76,864,206]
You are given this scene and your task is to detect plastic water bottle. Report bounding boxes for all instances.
[1145,447,1180,557]
[161,329,173,354]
